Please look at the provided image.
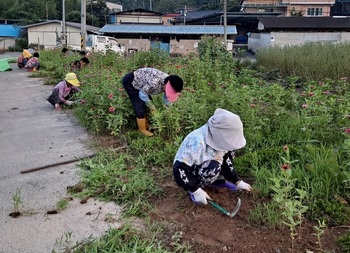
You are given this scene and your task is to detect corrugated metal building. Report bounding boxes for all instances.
[99,24,237,55]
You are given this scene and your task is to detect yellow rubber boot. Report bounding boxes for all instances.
[136,118,154,137]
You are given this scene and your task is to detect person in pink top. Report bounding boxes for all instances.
[47,73,81,111]
[25,52,40,71]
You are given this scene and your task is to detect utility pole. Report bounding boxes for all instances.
[81,0,87,51]
[184,5,187,25]
[46,2,48,20]
[150,0,152,11]
[223,0,227,48]
[62,0,67,47]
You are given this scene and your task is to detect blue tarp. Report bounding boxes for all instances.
[0,25,21,37]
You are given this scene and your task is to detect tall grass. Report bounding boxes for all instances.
[256,42,350,81]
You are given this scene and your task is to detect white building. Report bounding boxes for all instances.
[22,20,100,49]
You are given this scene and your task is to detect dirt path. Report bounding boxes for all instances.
[0,53,122,253]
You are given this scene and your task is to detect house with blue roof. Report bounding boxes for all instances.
[100,24,237,55]
[0,24,21,51]
[104,8,237,55]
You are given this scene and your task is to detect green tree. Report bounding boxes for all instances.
[87,0,109,26]
[66,10,81,23]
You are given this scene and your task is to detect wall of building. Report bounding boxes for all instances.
[0,38,16,51]
[287,5,332,16]
[117,37,200,55]
[248,32,350,52]
[27,23,82,49]
[242,0,334,16]
[114,15,162,24]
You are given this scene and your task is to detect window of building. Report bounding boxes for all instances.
[258,8,273,12]
[307,8,323,16]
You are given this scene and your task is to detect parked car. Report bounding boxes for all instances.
[86,35,125,55]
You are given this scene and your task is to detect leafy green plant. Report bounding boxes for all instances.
[51,232,83,253]
[12,188,23,214]
[337,230,350,253]
[248,201,283,228]
[197,35,228,61]
[56,198,69,211]
[312,219,326,250]
[270,145,308,251]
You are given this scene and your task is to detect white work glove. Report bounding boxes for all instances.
[236,180,252,192]
[66,100,74,106]
[189,188,211,205]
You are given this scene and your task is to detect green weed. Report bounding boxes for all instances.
[12,188,23,213]
[73,225,191,253]
[337,230,350,253]
[56,198,69,211]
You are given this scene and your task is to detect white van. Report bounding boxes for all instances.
[85,35,125,55]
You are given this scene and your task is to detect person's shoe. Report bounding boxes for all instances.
[32,67,37,72]
[210,181,238,191]
[136,118,154,137]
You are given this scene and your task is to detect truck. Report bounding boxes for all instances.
[70,35,125,55]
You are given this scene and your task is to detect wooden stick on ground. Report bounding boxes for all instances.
[20,144,128,174]
[20,154,96,174]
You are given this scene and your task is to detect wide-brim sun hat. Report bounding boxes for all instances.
[65,72,80,87]
[205,108,246,151]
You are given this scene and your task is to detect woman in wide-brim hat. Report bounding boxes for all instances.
[47,73,81,111]
[173,108,253,205]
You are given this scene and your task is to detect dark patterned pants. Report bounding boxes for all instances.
[122,71,151,118]
[47,89,76,106]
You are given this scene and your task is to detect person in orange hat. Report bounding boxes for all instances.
[47,73,81,111]
[122,67,184,137]
[17,49,32,69]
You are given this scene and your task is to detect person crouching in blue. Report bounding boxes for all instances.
[173,108,252,205]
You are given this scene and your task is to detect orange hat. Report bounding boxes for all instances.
[22,49,32,58]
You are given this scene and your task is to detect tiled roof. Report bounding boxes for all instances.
[173,10,222,21]
[258,17,350,29]
[0,25,20,37]
[99,24,237,35]
[110,8,163,15]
